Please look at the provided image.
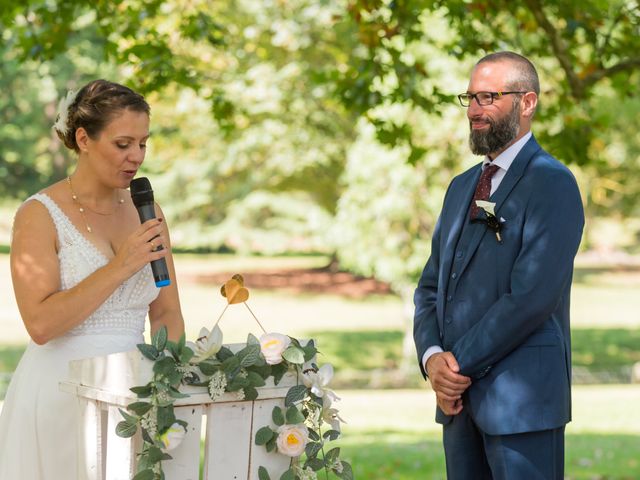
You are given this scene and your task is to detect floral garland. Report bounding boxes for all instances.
[116,275,353,480]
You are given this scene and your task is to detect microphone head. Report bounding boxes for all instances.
[130,177,155,206]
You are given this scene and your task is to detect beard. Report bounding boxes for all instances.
[468,100,520,156]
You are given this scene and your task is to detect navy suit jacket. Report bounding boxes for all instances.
[413,136,584,435]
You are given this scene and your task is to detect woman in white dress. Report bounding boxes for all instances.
[0,79,185,479]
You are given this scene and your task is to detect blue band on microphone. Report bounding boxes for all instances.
[155,279,171,287]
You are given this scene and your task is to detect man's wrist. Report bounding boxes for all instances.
[422,346,444,374]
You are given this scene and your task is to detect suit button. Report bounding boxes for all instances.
[456,251,463,259]
[445,316,452,324]
[451,272,457,279]
[447,295,453,302]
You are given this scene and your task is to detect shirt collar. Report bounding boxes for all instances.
[483,131,532,171]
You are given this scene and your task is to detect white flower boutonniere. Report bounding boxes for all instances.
[474,200,506,243]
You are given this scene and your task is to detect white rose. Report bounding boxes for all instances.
[276,423,308,457]
[259,333,291,365]
[160,423,186,451]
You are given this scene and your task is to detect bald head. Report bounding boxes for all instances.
[475,52,540,96]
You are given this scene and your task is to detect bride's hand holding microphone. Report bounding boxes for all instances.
[109,218,169,281]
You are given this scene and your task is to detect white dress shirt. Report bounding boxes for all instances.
[421,131,533,372]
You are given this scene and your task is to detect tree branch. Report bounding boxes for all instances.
[522,0,586,99]
[583,57,640,86]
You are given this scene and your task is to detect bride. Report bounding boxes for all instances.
[0,79,185,479]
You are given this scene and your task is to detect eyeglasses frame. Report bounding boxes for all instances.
[457,91,528,107]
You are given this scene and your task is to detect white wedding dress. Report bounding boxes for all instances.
[0,193,160,479]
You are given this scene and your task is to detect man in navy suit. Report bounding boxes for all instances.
[413,51,584,479]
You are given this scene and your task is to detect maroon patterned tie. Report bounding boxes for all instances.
[469,163,500,219]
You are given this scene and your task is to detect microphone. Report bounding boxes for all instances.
[130,177,171,287]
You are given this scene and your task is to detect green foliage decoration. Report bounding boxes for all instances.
[116,326,352,480]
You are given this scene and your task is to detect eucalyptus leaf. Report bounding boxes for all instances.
[302,345,317,362]
[247,371,266,388]
[284,384,308,407]
[198,359,221,376]
[147,445,165,463]
[255,426,275,445]
[222,355,241,376]
[132,469,155,480]
[168,386,189,399]
[119,408,138,424]
[116,420,137,438]
[137,343,159,361]
[153,356,177,378]
[238,344,261,367]
[216,346,234,361]
[127,401,152,416]
[167,367,183,386]
[323,429,340,441]
[281,346,305,364]
[228,375,250,390]
[285,406,305,424]
[156,406,175,432]
[137,454,151,471]
[305,457,325,471]
[166,339,179,359]
[244,386,258,401]
[305,441,322,458]
[152,326,168,352]
[141,428,154,444]
[336,461,354,480]
[279,468,295,480]
[325,447,340,465]
[266,435,277,453]
[248,363,271,379]
[271,363,288,385]
[179,347,194,364]
[130,384,153,397]
[272,406,285,426]
[258,466,271,480]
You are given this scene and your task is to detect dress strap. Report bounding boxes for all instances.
[26,193,77,248]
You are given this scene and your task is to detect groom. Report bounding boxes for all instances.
[413,51,584,479]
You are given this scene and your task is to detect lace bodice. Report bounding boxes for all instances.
[27,193,160,336]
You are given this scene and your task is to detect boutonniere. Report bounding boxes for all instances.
[473,200,506,243]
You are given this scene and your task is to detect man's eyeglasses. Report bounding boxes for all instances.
[457,91,527,107]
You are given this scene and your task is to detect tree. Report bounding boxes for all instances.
[2,0,639,249]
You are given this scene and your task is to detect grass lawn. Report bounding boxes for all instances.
[337,386,640,479]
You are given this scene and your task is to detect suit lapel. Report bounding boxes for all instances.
[490,137,541,212]
[455,136,541,279]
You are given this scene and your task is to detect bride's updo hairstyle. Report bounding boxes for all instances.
[53,79,150,153]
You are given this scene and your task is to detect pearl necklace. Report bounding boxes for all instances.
[67,176,124,233]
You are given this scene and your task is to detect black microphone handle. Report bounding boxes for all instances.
[135,202,171,287]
